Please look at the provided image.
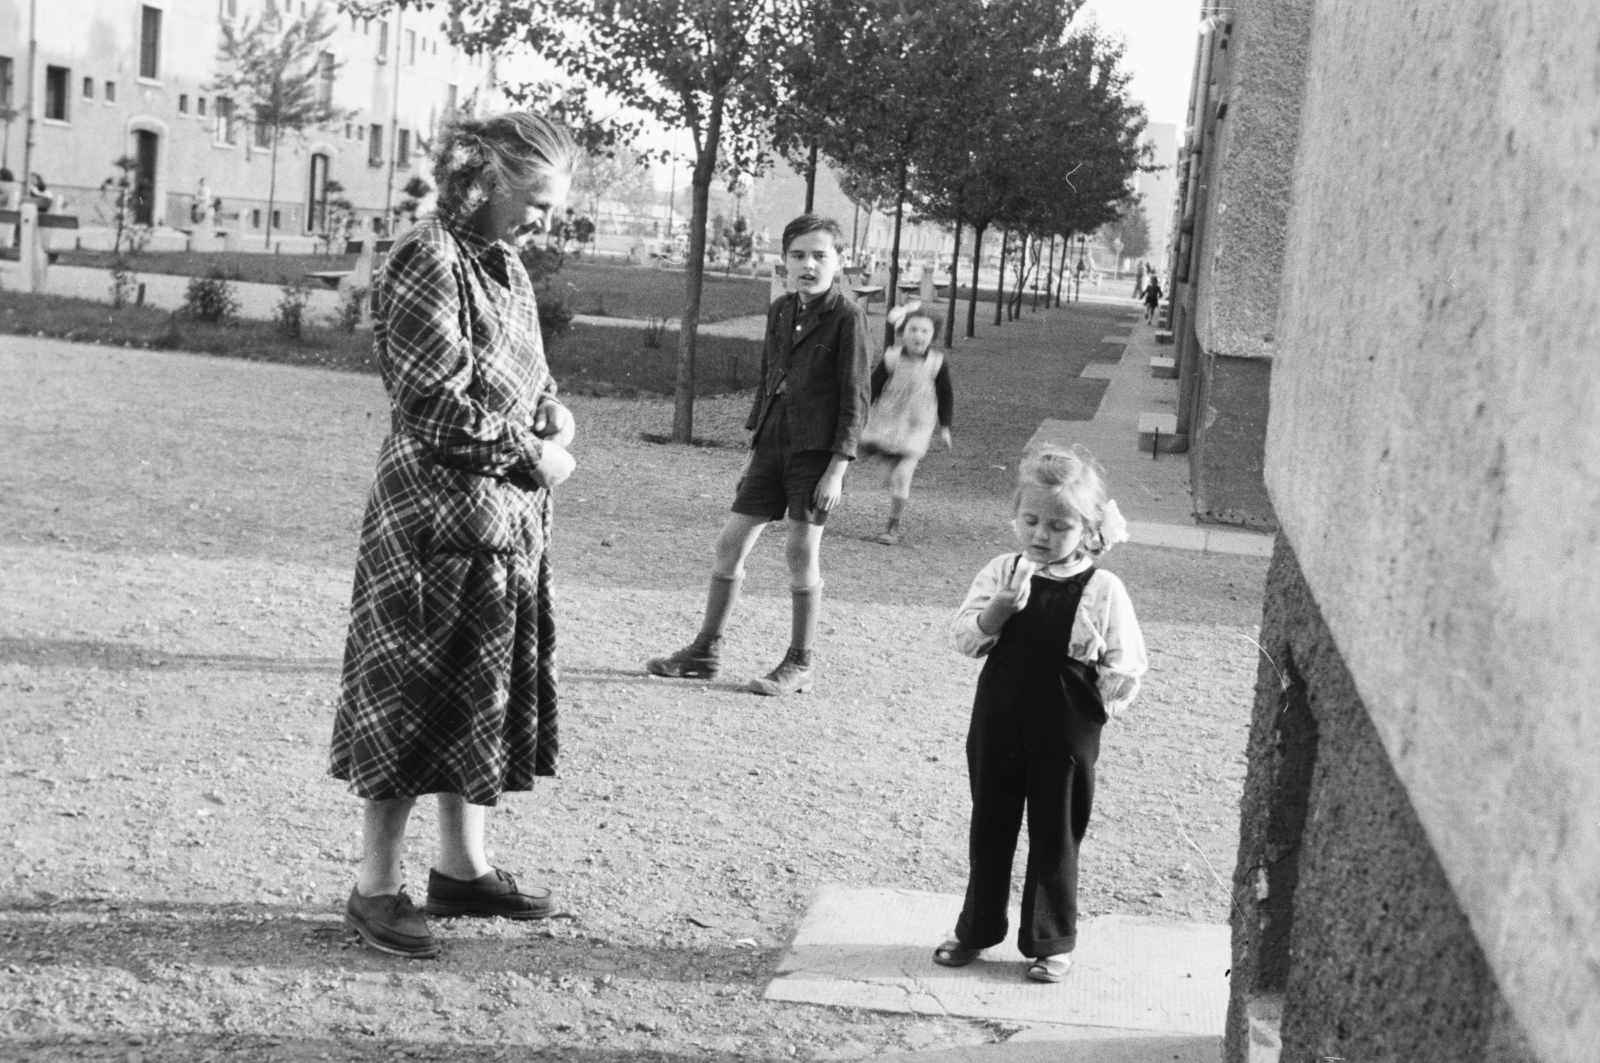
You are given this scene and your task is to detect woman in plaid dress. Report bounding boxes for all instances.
[330,112,580,958]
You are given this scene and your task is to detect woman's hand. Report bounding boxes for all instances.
[532,399,576,448]
[940,427,953,451]
[533,441,576,490]
[977,555,1036,635]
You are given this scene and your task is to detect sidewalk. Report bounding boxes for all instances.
[1025,299,1272,558]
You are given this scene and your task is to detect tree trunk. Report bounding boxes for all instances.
[804,142,818,213]
[944,215,962,348]
[264,126,280,251]
[884,167,907,347]
[1043,235,1055,310]
[993,230,1007,327]
[1055,233,1068,307]
[1011,235,1029,319]
[966,223,985,338]
[673,98,723,444]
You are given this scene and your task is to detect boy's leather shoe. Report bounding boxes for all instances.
[747,648,813,696]
[424,868,555,920]
[344,886,441,959]
[646,636,722,679]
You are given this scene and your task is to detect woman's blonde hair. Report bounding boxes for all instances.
[432,112,580,222]
[1015,444,1113,556]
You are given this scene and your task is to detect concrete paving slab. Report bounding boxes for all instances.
[1080,364,1120,379]
[873,1033,1220,1063]
[765,887,1229,1035]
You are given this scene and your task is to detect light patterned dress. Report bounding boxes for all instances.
[330,215,560,804]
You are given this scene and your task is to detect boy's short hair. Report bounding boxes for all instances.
[781,213,846,254]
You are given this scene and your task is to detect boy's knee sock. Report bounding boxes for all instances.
[789,581,823,663]
[696,574,742,646]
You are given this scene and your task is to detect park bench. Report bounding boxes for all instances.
[305,238,393,289]
[0,209,78,261]
[1150,355,1178,379]
[1137,411,1186,455]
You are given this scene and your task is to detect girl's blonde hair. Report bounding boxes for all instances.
[1015,444,1113,556]
[432,112,580,223]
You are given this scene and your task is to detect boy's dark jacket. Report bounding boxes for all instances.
[745,286,872,458]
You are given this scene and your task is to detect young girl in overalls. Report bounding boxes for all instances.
[858,302,953,545]
[936,446,1146,982]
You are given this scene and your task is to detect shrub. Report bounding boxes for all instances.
[339,285,369,332]
[182,269,240,324]
[536,285,573,346]
[518,243,565,285]
[275,278,312,339]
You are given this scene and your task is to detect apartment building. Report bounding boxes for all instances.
[0,0,492,240]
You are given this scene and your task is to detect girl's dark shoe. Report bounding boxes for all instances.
[747,647,813,696]
[646,635,723,679]
[424,868,555,919]
[344,886,441,959]
[932,939,982,967]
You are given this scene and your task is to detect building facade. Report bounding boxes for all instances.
[0,0,491,243]
[1134,119,1175,274]
[1221,1,1599,1061]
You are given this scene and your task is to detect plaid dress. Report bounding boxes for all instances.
[330,215,560,805]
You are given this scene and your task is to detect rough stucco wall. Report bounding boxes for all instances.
[1191,354,1275,528]
[1266,4,1600,1060]
[1228,540,1538,1063]
[1191,0,1313,363]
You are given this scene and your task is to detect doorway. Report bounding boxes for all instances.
[133,130,158,226]
[307,153,329,234]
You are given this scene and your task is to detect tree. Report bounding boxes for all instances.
[1102,198,1151,264]
[211,4,350,249]
[571,147,655,223]
[447,0,790,445]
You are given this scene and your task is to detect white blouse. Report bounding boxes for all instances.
[951,553,1149,719]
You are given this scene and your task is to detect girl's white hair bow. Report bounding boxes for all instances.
[1101,499,1130,547]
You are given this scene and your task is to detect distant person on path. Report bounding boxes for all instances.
[859,301,953,545]
[330,111,581,959]
[1143,277,1163,323]
[934,446,1146,982]
[647,213,871,696]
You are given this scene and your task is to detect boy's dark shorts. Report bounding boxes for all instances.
[732,405,834,525]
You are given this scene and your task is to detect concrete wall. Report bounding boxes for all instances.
[1261,2,1600,1060]
[1229,541,1539,1063]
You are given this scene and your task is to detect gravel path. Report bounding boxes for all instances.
[0,300,1266,1062]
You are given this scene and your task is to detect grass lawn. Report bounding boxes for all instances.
[0,289,761,395]
[55,249,775,323]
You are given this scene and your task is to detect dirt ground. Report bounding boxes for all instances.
[0,298,1268,1062]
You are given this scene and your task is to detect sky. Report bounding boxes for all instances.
[1075,0,1204,128]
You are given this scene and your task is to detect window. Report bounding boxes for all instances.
[44,66,69,121]
[82,76,95,99]
[377,21,388,61]
[0,57,13,113]
[139,6,163,80]
[445,84,457,114]
[197,96,207,116]
[214,95,236,144]
[317,51,334,107]
[396,127,410,167]
[219,0,237,20]
[178,93,188,113]
[406,30,416,64]
[363,17,370,35]
[356,124,365,141]
[343,121,351,139]
[251,207,261,228]
[254,118,273,149]
[368,123,383,166]
[105,81,116,102]
[272,209,281,229]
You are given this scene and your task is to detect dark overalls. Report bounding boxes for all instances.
[955,566,1106,958]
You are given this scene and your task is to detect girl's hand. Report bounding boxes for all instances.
[533,441,576,490]
[978,555,1036,635]
[940,427,953,451]
[532,400,576,448]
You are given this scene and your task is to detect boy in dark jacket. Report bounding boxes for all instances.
[647,213,871,695]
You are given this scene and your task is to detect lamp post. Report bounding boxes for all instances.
[1074,234,1087,302]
